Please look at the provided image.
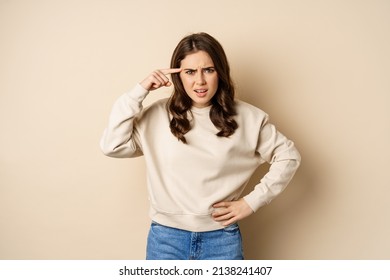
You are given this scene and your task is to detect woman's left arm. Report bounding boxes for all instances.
[212,116,301,226]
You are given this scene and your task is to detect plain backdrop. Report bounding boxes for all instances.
[1,0,389,259]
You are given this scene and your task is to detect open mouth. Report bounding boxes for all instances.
[194,89,208,97]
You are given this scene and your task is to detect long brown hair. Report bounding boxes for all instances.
[168,32,238,143]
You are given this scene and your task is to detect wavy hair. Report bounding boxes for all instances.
[168,32,238,143]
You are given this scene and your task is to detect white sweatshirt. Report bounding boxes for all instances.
[100,84,301,232]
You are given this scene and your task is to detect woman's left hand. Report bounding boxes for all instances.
[212,198,254,226]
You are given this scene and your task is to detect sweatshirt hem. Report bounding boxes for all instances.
[149,206,224,232]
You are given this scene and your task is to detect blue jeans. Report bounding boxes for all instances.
[146,222,244,260]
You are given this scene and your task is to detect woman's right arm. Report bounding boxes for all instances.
[100,68,181,158]
[100,83,149,158]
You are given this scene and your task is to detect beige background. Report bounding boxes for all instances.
[1,0,389,259]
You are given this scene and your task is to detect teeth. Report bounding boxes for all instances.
[195,89,207,93]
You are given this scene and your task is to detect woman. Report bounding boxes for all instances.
[100,32,301,260]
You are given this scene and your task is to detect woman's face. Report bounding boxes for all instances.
[179,50,219,108]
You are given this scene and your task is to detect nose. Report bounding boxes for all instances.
[195,71,206,85]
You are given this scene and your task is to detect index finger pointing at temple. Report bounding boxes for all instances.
[161,68,182,75]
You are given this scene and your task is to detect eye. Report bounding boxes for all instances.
[203,68,215,74]
[185,70,195,75]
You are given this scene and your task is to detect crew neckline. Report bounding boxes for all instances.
[190,105,212,114]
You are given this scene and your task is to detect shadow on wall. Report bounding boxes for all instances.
[240,158,318,259]
[233,57,317,259]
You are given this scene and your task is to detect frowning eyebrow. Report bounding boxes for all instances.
[183,67,215,71]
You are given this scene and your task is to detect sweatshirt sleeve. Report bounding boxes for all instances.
[243,115,301,212]
[100,83,149,158]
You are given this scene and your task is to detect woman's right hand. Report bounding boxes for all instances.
[140,68,181,91]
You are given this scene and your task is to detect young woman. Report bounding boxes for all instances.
[100,32,301,260]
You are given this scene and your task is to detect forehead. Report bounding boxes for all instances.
[180,50,214,67]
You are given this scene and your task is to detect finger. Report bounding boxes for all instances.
[213,202,231,209]
[213,212,234,221]
[153,71,167,83]
[154,70,170,84]
[212,208,230,218]
[213,201,227,207]
[214,212,237,225]
[161,68,182,75]
[150,73,167,89]
[221,217,237,227]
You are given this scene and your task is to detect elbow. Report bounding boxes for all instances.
[286,142,301,169]
[294,151,301,168]
[99,138,119,158]
[100,143,116,157]
[99,139,141,158]
[289,149,301,173]
[272,144,302,168]
[296,148,302,167]
[100,145,126,158]
[293,157,301,173]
